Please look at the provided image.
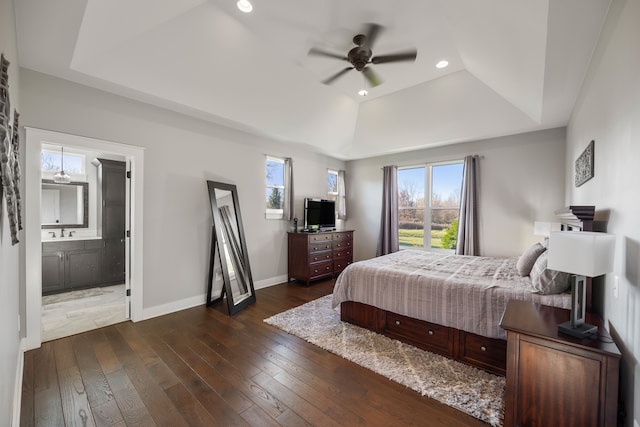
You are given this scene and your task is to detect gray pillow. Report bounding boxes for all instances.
[516,242,546,276]
[530,251,571,294]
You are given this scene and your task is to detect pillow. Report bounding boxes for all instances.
[530,251,571,294]
[516,242,546,276]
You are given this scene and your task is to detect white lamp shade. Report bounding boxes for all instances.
[534,221,562,237]
[547,231,616,277]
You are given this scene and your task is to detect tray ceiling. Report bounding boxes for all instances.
[15,0,610,159]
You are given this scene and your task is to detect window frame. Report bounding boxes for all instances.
[265,155,286,220]
[40,147,87,181]
[398,159,463,253]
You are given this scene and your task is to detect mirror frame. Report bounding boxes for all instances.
[41,179,89,229]
[206,180,256,315]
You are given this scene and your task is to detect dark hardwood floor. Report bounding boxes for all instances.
[21,280,488,426]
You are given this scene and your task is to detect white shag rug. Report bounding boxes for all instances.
[264,295,505,426]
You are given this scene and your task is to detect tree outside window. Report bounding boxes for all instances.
[266,156,285,217]
[327,169,338,201]
[398,161,463,250]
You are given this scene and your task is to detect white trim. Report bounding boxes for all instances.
[142,275,286,319]
[11,339,26,427]
[254,274,288,289]
[24,128,145,351]
[142,293,206,320]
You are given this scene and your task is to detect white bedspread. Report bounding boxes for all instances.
[332,249,571,339]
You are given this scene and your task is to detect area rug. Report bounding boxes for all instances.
[264,295,505,426]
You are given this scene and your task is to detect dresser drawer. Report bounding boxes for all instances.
[333,232,353,241]
[458,331,507,375]
[309,260,332,280]
[333,248,352,259]
[385,312,453,357]
[309,251,332,263]
[309,242,333,252]
[332,239,352,250]
[333,257,352,274]
[309,233,332,243]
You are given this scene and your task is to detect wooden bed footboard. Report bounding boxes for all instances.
[341,301,507,376]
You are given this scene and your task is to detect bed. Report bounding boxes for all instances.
[334,206,595,376]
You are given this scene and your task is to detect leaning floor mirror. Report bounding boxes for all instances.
[207,180,256,315]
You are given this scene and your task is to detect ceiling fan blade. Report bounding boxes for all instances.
[362,23,382,49]
[362,67,383,88]
[308,47,349,61]
[322,67,354,85]
[371,49,417,64]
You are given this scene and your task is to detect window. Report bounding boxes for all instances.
[265,156,285,219]
[327,169,338,201]
[398,161,464,251]
[40,149,85,175]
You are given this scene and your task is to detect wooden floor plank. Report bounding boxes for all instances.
[22,279,491,426]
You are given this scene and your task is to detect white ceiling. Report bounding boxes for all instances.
[14,0,611,159]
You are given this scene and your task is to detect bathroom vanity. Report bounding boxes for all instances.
[42,239,105,293]
[41,158,126,295]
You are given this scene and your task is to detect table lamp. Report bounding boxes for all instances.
[547,231,615,339]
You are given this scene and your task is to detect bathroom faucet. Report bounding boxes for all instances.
[69,231,75,237]
[49,231,56,238]
[60,228,65,238]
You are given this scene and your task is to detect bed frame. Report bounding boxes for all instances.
[340,206,595,376]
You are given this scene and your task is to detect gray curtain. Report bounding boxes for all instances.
[337,170,346,220]
[456,155,479,255]
[376,166,399,256]
[283,157,294,221]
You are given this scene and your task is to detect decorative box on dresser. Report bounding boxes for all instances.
[288,230,354,284]
[500,300,621,427]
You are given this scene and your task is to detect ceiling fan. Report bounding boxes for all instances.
[308,23,417,88]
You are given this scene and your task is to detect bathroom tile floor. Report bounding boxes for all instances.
[41,284,127,342]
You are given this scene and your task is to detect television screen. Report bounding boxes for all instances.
[304,198,336,230]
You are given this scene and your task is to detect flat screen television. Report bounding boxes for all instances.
[304,198,336,231]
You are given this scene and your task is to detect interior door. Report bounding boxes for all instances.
[124,159,131,319]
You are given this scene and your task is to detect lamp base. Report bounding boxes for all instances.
[558,321,597,339]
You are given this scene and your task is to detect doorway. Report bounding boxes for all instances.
[24,128,144,350]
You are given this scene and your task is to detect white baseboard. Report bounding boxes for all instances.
[12,339,26,427]
[141,276,288,320]
[254,275,288,289]
[142,293,206,320]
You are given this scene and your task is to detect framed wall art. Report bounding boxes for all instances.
[575,140,594,187]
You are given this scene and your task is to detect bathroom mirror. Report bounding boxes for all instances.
[41,180,89,229]
[206,180,256,315]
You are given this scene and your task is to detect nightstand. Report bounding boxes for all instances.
[500,300,621,427]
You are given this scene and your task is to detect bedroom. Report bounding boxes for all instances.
[1,0,639,426]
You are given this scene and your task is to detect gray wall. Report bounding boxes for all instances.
[566,0,639,424]
[20,69,346,311]
[346,127,567,261]
[0,0,22,422]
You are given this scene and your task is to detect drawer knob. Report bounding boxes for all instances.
[428,330,434,335]
[395,320,400,325]
[481,346,487,352]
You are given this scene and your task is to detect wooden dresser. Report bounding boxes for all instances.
[500,300,621,427]
[288,230,354,284]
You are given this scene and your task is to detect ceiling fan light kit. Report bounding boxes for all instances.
[309,23,417,90]
[237,0,252,13]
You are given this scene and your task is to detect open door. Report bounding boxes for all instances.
[125,159,132,319]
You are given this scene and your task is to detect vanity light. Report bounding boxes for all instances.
[53,146,71,184]
[436,60,449,69]
[237,0,253,13]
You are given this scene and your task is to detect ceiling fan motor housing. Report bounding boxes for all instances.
[348,46,372,71]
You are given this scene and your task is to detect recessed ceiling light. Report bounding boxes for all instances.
[436,60,449,69]
[358,89,368,97]
[237,0,253,13]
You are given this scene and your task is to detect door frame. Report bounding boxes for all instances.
[23,128,145,350]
